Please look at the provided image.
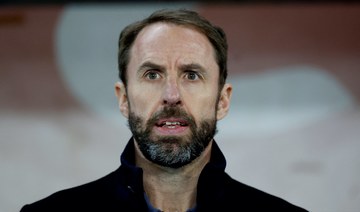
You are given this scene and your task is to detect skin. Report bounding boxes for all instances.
[115,23,232,212]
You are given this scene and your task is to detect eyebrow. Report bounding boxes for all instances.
[137,61,165,73]
[179,63,206,72]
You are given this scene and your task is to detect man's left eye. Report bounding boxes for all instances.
[185,72,199,80]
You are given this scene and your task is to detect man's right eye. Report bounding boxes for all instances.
[145,71,160,80]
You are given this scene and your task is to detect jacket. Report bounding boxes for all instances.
[20,138,308,211]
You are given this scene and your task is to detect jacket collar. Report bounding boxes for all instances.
[197,140,227,204]
[119,138,144,195]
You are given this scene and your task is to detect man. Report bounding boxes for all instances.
[20,9,308,212]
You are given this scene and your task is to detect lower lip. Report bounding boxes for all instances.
[154,125,189,135]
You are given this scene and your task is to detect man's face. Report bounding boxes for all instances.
[115,23,232,168]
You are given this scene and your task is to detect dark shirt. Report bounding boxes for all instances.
[20,137,308,212]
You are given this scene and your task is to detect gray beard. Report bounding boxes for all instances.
[128,106,217,168]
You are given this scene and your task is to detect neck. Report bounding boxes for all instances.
[134,140,213,212]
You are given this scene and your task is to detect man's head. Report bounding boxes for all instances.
[115,9,232,168]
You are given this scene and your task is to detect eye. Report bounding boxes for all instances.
[145,71,160,80]
[185,71,199,81]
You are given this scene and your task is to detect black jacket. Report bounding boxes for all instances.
[20,138,308,211]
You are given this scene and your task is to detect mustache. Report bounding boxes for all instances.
[146,106,196,128]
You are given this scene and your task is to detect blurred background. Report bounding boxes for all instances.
[1,1,360,211]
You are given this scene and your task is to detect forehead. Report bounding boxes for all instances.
[135,22,208,45]
[129,22,217,68]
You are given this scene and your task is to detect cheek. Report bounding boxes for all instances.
[187,92,218,119]
[127,87,160,118]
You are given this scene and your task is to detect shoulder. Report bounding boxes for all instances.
[221,173,308,211]
[20,169,125,212]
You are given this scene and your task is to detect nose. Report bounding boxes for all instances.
[162,78,181,106]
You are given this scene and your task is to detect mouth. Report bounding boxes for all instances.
[154,118,189,134]
[156,119,188,127]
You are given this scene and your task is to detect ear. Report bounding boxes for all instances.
[216,83,232,120]
[115,82,129,118]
